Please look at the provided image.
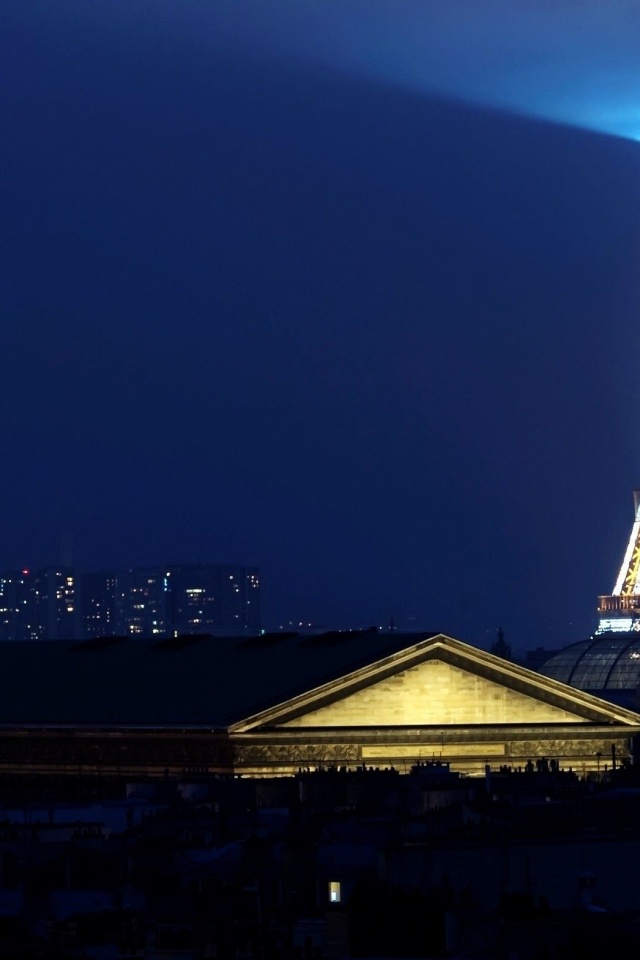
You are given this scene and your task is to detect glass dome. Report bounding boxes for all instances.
[540,635,640,691]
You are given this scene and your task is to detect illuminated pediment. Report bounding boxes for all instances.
[231,634,640,733]
[280,658,583,727]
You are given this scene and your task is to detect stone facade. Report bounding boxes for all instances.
[0,635,637,778]
[231,636,640,777]
[282,659,583,727]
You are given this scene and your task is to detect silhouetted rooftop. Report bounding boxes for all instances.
[0,630,436,727]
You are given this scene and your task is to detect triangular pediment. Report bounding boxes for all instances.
[230,634,640,732]
[281,658,584,727]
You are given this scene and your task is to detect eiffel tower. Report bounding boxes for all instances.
[597,489,640,633]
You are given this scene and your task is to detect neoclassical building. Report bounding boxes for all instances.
[0,632,637,776]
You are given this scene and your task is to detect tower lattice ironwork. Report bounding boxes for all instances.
[597,489,640,633]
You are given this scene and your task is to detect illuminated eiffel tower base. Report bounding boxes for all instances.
[597,489,640,634]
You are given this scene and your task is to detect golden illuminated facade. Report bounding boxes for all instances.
[229,635,640,776]
[0,634,636,778]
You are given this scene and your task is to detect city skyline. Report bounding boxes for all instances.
[0,563,261,641]
[3,7,640,954]
[2,3,640,652]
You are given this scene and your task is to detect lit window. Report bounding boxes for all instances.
[329,881,341,903]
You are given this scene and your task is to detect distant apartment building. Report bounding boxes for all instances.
[0,568,82,640]
[0,563,261,640]
[0,570,34,640]
[115,568,171,637]
[115,564,261,637]
[30,568,79,640]
[80,572,117,639]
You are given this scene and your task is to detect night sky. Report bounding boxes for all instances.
[3,2,640,651]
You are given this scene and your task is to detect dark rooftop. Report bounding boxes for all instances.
[0,631,436,728]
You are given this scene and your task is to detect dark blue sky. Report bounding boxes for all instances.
[2,2,640,650]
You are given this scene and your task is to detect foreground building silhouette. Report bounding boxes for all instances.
[2,764,640,958]
[0,632,637,777]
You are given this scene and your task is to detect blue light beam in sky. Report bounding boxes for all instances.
[129,0,640,143]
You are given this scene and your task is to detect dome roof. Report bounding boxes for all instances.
[540,635,640,691]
